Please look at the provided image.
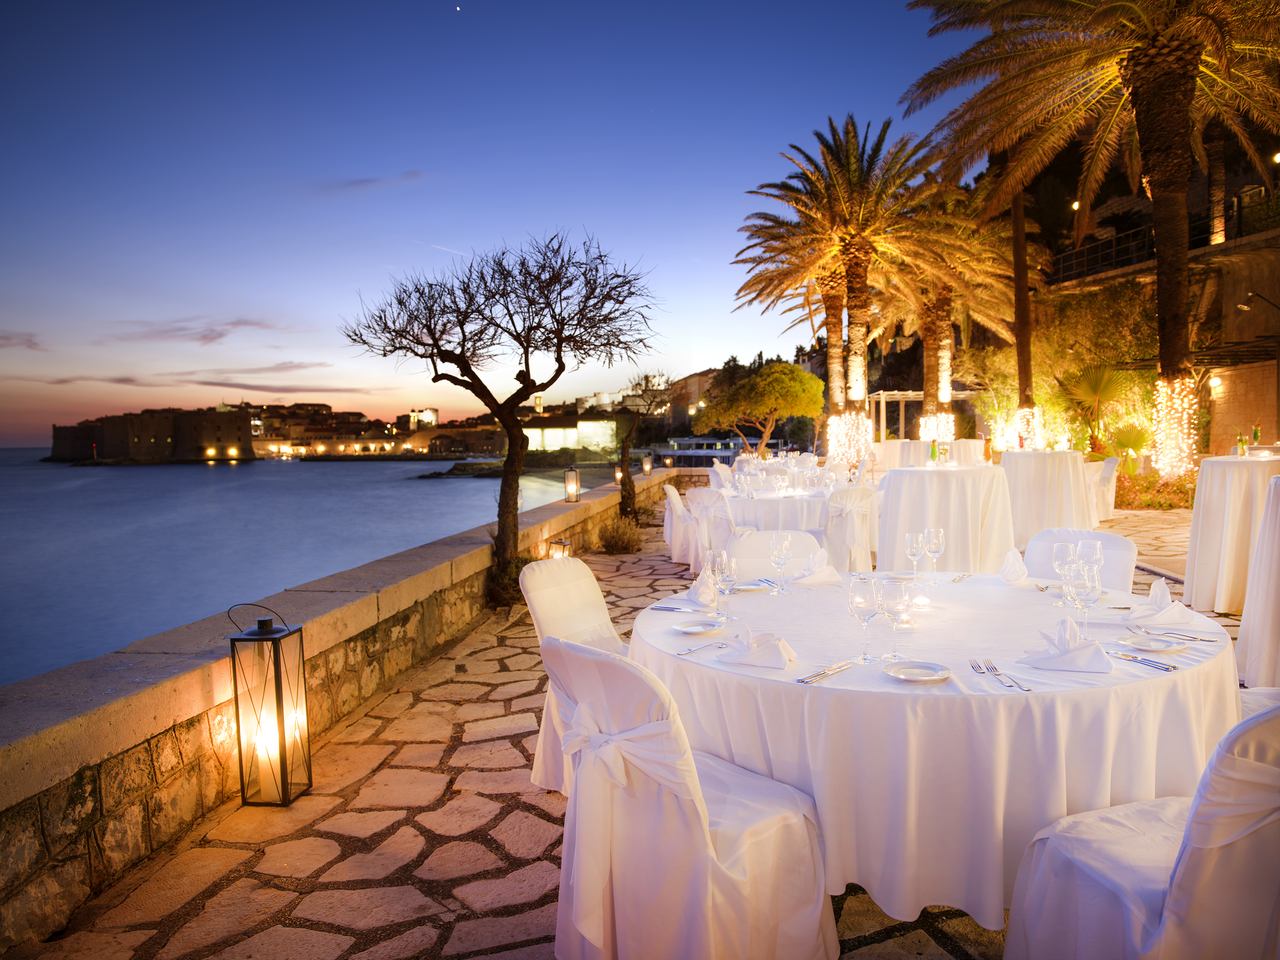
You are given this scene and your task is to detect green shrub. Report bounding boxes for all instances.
[1114,469,1198,510]
[598,515,644,554]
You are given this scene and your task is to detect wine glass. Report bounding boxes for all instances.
[768,532,791,595]
[1076,539,1103,575]
[924,528,945,582]
[1051,542,1075,607]
[905,533,925,583]
[848,577,879,664]
[878,579,911,661]
[1063,563,1103,640]
[715,551,737,598]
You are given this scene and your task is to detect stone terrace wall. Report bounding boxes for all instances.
[0,468,698,949]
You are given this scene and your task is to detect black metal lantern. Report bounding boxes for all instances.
[613,462,624,484]
[641,454,653,476]
[228,607,312,806]
[564,466,581,503]
[548,538,572,558]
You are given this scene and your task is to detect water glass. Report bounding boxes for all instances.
[848,577,879,664]
[878,579,911,661]
[905,533,925,582]
[1063,562,1103,640]
[768,532,791,595]
[1051,542,1075,607]
[924,528,945,581]
[1076,539,1103,575]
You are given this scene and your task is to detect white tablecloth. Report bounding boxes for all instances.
[1184,455,1280,614]
[630,579,1240,930]
[1236,475,1280,686]
[725,490,831,532]
[878,465,1015,573]
[873,439,984,469]
[1000,450,1098,549]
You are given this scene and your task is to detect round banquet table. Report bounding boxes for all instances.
[1000,450,1098,549]
[629,579,1240,930]
[878,465,1015,573]
[873,439,984,469]
[725,489,830,531]
[1183,455,1280,614]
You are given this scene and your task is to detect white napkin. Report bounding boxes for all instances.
[1000,549,1029,585]
[685,566,717,607]
[793,550,841,587]
[718,628,797,670]
[1126,577,1201,628]
[1019,617,1113,673]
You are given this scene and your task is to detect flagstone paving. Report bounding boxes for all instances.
[22,508,1238,960]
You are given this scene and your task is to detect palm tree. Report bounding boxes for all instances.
[905,0,1280,472]
[738,116,954,425]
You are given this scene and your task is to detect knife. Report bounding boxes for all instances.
[652,604,703,612]
[1110,652,1178,672]
[797,659,855,684]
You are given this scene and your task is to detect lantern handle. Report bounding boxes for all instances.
[227,602,292,634]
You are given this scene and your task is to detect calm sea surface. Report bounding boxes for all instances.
[0,450,567,687]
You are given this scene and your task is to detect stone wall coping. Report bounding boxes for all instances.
[0,467,696,811]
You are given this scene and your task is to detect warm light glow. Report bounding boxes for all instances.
[383,442,393,451]
[315,444,325,454]
[641,455,653,476]
[828,413,873,464]
[663,456,674,468]
[1015,407,1045,450]
[205,446,217,457]
[564,466,580,503]
[1208,375,1222,388]
[268,444,278,453]
[1152,376,1197,477]
[687,404,697,416]
[548,538,572,559]
[1071,200,1080,211]
[1273,151,1280,164]
[918,413,955,443]
[613,464,624,483]
[227,446,239,457]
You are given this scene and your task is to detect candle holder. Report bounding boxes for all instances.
[663,455,674,468]
[228,605,311,806]
[564,466,581,503]
[641,454,653,476]
[548,538,572,558]
[613,463,624,484]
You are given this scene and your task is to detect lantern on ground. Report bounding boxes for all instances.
[564,466,581,503]
[228,608,312,806]
[548,538,572,559]
[641,455,653,476]
[613,463,624,484]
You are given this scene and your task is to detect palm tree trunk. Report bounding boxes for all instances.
[816,272,846,416]
[841,239,873,416]
[1011,193,1034,409]
[921,289,954,416]
[1206,122,1226,245]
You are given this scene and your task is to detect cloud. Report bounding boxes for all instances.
[163,361,332,377]
[0,331,44,351]
[319,169,424,193]
[187,379,375,394]
[6,374,163,387]
[101,316,281,346]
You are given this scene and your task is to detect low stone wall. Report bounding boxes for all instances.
[0,468,695,950]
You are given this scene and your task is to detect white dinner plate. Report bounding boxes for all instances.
[673,619,724,636]
[883,660,952,683]
[1119,635,1186,654]
[733,580,770,592]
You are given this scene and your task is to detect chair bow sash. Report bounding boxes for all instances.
[1187,752,1280,849]
[561,701,699,948]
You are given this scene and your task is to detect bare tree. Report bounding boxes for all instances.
[345,234,653,580]
[614,372,670,518]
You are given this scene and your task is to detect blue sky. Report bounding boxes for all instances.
[0,0,970,445]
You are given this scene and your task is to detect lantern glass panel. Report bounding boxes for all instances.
[231,627,311,805]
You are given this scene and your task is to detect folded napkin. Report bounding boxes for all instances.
[718,629,797,670]
[1125,577,1201,628]
[685,565,718,607]
[1020,617,1113,673]
[1000,549,1029,585]
[793,549,841,587]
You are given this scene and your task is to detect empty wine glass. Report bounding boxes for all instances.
[848,577,879,664]
[905,533,925,583]
[715,551,737,598]
[924,528,945,581]
[878,579,911,661]
[1076,539,1103,574]
[1051,542,1075,607]
[768,532,791,595]
[1063,562,1103,640]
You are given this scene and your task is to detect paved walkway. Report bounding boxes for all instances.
[23,509,1234,960]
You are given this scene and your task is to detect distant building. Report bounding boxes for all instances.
[49,408,255,462]
[667,368,716,431]
[522,412,616,452]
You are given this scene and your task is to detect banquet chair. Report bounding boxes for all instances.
[541,634,837,960]
[821,487,874,573]
[711,461,735,490]
[1024,528,1137,593]
[685,487,751,555]
[662,484,702,570]
[1241,686,1280,719]
[762,460,790,476]
[727,529,822,580]
[1236,475,1280,688]
[1095,456,1119,522]
[1005,705,1280,960]
[520,558,626,795]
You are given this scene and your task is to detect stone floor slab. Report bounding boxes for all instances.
[255,837,341,878]
[450,741,527,769]
[319,826,425,882]
[415,793,502,836]
[205,795,341,844]
[456,701,506,722]
[842,929,951,959]
[27,930,155,959]
[453,860,560,911]
[453,769,537,796]
[350,769,448,809]
[310,743,395,794]
[367,692,414,718]
[389,743,446,768]
[331,717,383,743]
[462,713,538,742]
[379,712,453,743]
[315,810,405,839]
[489,680,541,701]
[155,878,295,960]
[414,841,502,881]
[97,847,252,927]
[348,925,440,960]
[292,886,442,930]
[443,902,558,956]
[426,682,493,701]
[490,811,561,859]
[210,925,354,960]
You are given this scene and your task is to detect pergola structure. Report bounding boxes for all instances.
[869,389,980,442]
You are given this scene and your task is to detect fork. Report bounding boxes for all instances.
[1127,625,1213,643]
[952,574,972,583]
[677,641,729,656]
[985,658,1031,691]
[973,658,1013,688]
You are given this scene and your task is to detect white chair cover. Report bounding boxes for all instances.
[1024,527,1138,593]
[1096,457,1119,521]
[662,484,701,570]
[711,461,735,490]
[684,488,747,555]
[1240,686,1280,719]
[824,487,874,573]
[727,529,822,580]
[542,636,837,960]
[1006,705,1280,960]
[1236,476,1280,687]
[762,460,790,476]
[520,559,625,795]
